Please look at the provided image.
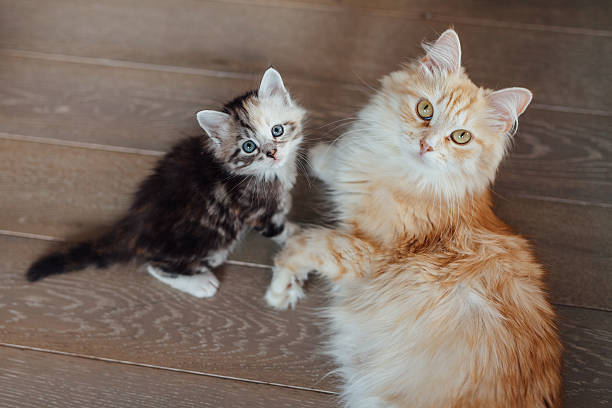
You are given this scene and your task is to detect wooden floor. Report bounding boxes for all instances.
[0,1,610,406]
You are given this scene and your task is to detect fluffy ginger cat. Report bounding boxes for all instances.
[265,30,562,407]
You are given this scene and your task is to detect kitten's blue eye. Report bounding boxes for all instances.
[271,124,284,137]
[242,140,257,153]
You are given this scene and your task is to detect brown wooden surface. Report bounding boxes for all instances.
[1,1,610,112]
[1,0,610,406]
[0,347,337,408]
[253,0,612,32]
[557,305,612,407]
[0,235,336,390]
[0,52,361,152]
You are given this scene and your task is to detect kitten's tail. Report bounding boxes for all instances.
[27,235,128,282]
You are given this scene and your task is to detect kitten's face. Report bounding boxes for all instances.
[197,68,305,178]
[363,30,531,197]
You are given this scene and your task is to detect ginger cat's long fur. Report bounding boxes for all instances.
[265,30,562,407]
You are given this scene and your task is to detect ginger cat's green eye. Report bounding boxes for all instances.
[450,129,472,145]
[416,99,434,120]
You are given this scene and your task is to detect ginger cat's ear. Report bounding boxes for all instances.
[487,87,533,133]
[421,29,462,74]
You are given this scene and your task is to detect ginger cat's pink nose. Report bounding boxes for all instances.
[419,139,433,155]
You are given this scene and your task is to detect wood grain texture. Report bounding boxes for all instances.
[1,0,610,111]
[252,0,612,32]
[0,53,363,152]
[495,110,612,205]
[0,235,337,390]
[493,197,612,311]
[1,55,610,204]
[557,305,612,407]
[0,138,610,309]
[0,347,336,408]
[0,139,154,239]
[1,235,610,404]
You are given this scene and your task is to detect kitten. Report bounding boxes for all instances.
[27,67,306,298]
[265,31,562,407]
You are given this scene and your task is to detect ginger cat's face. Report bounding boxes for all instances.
[363,30,532,198]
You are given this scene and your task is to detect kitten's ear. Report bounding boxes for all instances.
[197,110,231,147]
[487,87,533,133]
[258,67,290,102]
[421,29,462,74]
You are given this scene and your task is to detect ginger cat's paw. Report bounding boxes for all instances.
[264,267,305,309]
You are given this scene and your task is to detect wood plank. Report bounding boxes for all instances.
[1,55,610,204]
[0,347,336,408]
[1,235,610,404]
[1,1,610,111]
[0,53,362,152]
[0,138,610,309]
[556,305,612,407]
[493,198,612,311]
[0,235,337,390]
[257,0,612,32]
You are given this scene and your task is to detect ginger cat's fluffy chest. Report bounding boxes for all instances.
[337,180,431,245]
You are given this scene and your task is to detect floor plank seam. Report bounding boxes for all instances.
[1,48,610,117]
[0,132,164,157]
[0,229,64,242]
[0,49,348,90]
[0,343,338,396]
[554,303,612,313]
[0,229,272,269]
[209,0,612,38]
[513,194,612,209]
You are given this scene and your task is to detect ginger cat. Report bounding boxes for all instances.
[265,30,562,407]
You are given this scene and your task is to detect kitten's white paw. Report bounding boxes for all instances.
[187,272,220,298]
[148,266,219,298]
[264,267,304,309]
[309,143,333,181]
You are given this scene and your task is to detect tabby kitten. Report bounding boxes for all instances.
[265,31,562,407]
[28,68,306,298]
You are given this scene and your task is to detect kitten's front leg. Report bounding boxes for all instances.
[257,194,299,246]
[265,227,372,309]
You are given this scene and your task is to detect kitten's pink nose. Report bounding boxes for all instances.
[266,148,278,160]
[419,139,433,155]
